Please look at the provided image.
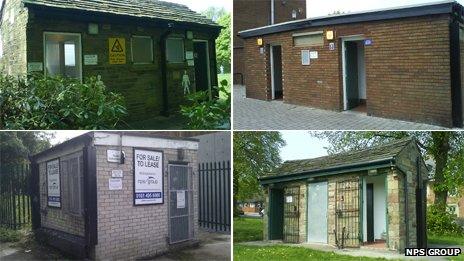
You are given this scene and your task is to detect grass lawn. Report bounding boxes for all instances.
[218,73,231,100]
[428,233,464,246]
[234,217,263,243]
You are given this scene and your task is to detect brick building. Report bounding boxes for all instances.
[260,138,428,252]
[238,1,464,127]
[0,0,220,122]
[233,0,306,84]
[29,132,199,259]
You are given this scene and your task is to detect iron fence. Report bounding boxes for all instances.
[198,161,230,233]
[0,164,31,229]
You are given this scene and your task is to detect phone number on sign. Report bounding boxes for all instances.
[135,192,162,199]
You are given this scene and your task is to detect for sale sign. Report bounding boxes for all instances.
[134,149,164,205]
[47,159,61,207]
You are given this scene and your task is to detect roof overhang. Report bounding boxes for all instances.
[239,0,460,38]
[259,157,396,185]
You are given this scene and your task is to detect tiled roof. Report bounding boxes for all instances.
[22,0,218,26]
[268,138,413,177]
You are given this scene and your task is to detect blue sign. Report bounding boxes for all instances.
[364,39,373,46]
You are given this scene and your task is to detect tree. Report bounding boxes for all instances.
[0,132,52,165]
[216,13,231,73]
[312,131,464,211]
[201,7,226,22]
[233,132,285,214]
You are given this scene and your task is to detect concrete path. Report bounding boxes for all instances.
[233,86,449,130]
[238,241,464,260]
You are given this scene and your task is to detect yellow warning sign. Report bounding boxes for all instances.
[109,38,126,64]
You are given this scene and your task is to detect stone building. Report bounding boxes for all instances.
[29,132,199,259]
[238,1,464,127]
[0,0,221,122]
[233,0,306,85]
[259,138,429,252]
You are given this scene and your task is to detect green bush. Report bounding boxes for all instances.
[427,204,464,235]
[180,80,231,129]
[0,227,21,243]
[0,74,127,129]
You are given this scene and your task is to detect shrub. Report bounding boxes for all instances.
[427,204,464,235]
[0,227,21,243]
[180,80,231,129]
[0,74,127,129]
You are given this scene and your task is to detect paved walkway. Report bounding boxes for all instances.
[233,86,448,130]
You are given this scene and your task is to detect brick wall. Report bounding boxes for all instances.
[233,0,306,84]
[0,0,28,75]
[243,15,454,127]
[94,145,198,260]
[38,154,85,237]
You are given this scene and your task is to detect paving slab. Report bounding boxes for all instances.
[233,86,450,130]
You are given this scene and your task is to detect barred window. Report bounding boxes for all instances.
[61,153,84,215]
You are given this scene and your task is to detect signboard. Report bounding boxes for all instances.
[185,51,194,60]
[329,42,335,51]
[286,196,293,203]
[309,51,318,59]
[134,149,164,205]
[364,39,373,46]
[187,60,194,67]
[27,62,43,72]
[108,38,126,64]
[47,159,61,207]
[84,54,98,65]
[109,178,123,190]
[107,149,122,163]
[177,191,186,208]
[111,169,123,178]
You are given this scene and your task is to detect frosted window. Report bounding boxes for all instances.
[294,33,323,47]
[166,38,184,63]
[64,43,76,66]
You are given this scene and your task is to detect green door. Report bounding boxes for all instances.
[345,42,359,110]
[194,42,209,92]
[269,189,284,240]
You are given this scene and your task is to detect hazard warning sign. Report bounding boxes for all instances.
[109,38,126,64]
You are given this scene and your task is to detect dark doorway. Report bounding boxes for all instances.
[269,188,284,240]
[366,183,374,243]
[345,42,360,110]
[271,45,283,100]
[194,41,209,92]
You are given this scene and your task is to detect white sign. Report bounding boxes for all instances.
[47,159,61,207]
[187,60,194,67]
[111,169,123,178]
[109,178,123,190]
[286,196,293,203]
[27,62,43,72]
[107,149,122,163]
[301,50,310,66]
[134,149,164,205]
[329,42,335,51]
[309,51,318,59]
[185,51,194,60]
[84,54,98,65]
[177,190,186,208]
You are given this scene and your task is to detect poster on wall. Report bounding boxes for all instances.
[134,149,164,205]
[47,159,61,207]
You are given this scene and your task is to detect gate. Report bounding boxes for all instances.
[168,164,194,244]
[334,177,360,248]
[283,186,300,243]
[0,164,31,229]
[198,161,230,233]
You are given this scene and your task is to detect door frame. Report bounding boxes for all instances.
[341,35,364,110]
[270,44,282,100]
[43,32,82,82]
[193,39,212,99]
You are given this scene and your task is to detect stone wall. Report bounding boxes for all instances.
[94,145,198,260]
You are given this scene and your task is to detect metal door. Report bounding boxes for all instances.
[283,187,300,243]
[307,182,328,243]
[334,177,360,248]
[169,164,194,244]
[268,188,284,240]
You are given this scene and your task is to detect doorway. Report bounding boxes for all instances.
[342,38,366,112]
[362,175,387,247]
[44,32,82,80]
[268,188,284,240]
[307,182,328,244]
[270,45,283,100]
[193,41,211,94]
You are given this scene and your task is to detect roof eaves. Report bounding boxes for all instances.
[30,132,93,161]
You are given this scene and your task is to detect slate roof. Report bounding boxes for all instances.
[22,0,218,27]
[266,138,414,178]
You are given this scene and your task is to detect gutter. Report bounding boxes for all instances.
[259,157,396,185]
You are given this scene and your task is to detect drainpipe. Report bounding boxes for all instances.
[160,23,174,116]
[270,0,275,24]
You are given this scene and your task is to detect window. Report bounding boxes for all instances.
[131,36,153,64]
[44,33,82,80]
[301,50,310,65]
[293,32,324,47]
[166,38,185,63]
[61,153,84,215]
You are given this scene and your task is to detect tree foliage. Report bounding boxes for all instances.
[0,132,52,165]
[201,7,231,73]
[233,132,285,207]
[312,131,464,210]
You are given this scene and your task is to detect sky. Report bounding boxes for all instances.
[279,131,330,161]
[47,131,89,145]
[306,0,464,17]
